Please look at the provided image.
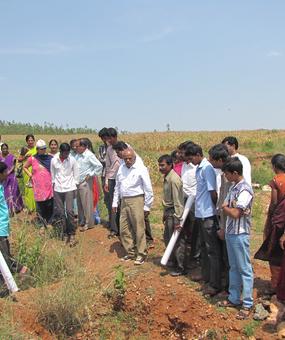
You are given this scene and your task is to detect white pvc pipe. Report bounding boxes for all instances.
[0,250,19,293]
[160,195,195,266]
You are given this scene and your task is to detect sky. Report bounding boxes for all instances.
[0,1,284,132]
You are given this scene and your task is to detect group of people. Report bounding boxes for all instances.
[1,132,285,319]
[159,137,285,320]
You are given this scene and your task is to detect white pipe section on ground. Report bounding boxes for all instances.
[160,195,195,266]
[0,250,19,293]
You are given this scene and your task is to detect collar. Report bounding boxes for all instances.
[164,169,174,182]
[197,157,208,169]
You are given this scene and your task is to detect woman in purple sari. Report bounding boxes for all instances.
[0,143,24,214]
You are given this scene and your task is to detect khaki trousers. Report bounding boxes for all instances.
[120,195,147,257]
[77,177,94,228]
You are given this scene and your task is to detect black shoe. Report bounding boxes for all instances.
[121,255,135,261]
[170,270,185,277]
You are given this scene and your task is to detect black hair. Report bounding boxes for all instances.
[107,127,118,138]
[222,157,243,175]
[208,144,229,162]
[271,154,285,172]
[79,139,88,148]
[222,136,239,150]
[113,141,128,151]
[158,154,173,166]
[170,150,178,161]
[69,139,77,147]
[0,143,8,151]
[25,134,35,142]
[20,146,28,156]
[81,138,95,153]
[184,143,203,157]
[98,127,109,138]
[49,139,58,147]
[59,143,71,152]
[0,161,8,174]
[178,140,194,150]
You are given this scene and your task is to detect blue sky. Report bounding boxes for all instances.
[0,1,284,132]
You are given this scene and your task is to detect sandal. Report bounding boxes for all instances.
[236,307,252,320]
[217,299,240,308]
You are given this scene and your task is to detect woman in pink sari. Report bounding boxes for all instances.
[0,143,24,214]
[23,140,53,225]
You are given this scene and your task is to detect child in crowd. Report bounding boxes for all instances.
[221,157,254,319]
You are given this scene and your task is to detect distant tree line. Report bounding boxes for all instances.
[0,120,98,135]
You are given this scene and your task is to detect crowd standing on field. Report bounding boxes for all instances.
[1,131,285,320]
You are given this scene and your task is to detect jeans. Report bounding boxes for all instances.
[225,233,253,308]
[54,191,76,236]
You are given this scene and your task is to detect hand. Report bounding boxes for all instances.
[217,228,225,241]
[144,211,150,218]
[174,223,182,231]
[85,175,90,181]
[112,207,117,213]
[221,202,228,209]
[280,234,285,250]
[104,183,109,192]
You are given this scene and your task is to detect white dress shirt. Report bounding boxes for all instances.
[112,159,154,211]
[181,162,197,198]
[75,149,103,183]
[233,153,252,186]
[51,154,79,193]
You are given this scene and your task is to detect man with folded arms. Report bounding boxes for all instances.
[112,149,153,265]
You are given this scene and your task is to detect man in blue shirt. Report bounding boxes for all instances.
[0,161,27,296]
[187,144,222,296]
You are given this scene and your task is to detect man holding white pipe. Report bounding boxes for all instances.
[0,161,27,297]
[158,155,185,276]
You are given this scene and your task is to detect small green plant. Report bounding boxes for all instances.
[114,265,126,292]
[206,328,218,339]
[243,320,260,337]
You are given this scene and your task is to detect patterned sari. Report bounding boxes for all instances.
[23,146,37,212]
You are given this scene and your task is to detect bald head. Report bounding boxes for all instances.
[122,148,136,168]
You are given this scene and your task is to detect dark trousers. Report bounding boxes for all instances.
[199,216,222,291]
[107,179,120,234]
[0,237,23,287]
[54,191,76,236]
[184,207,201,261]
[145,214,154,243]
[163,209,190,272]
[101,176,109,211]
[36,198,54,224]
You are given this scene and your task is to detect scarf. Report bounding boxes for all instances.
[35,154,52,173]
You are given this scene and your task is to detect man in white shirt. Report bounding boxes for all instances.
[75,139,103,231]
[222,136,252,186]
[112,149,153,265]
[51,143,79,247]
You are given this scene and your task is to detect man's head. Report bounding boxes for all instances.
[106,128,118,146]
[0,161,8,182]
[59,143,71,160]
[98,127,109,144]
[0,143,9,156]
[122,149,136,168]
[222,157,243,183]
[271,154,285,173]
[222,136,239,156]
[184,143,203,165]
[113,141,128,159]
[178,140,194,161]
[158,154,173,175]
[77,139,88,154]
[36,139,47,155]
[25,134,35,148]
[208,144,229,169]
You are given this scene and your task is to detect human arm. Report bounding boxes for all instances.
[73,159,80,186]
[111,173,120,212]
[171,180,184,228]
[204,164,218,206]
[23,157,33,178]
[141,167,154,212]
[89,153,103,178]
[222,190,252,219]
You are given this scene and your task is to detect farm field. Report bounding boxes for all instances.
[1,130,285,339]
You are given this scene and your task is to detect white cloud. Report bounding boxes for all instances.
[0,43,73,55]
[267,50,283,57]
[141,26,174,43]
